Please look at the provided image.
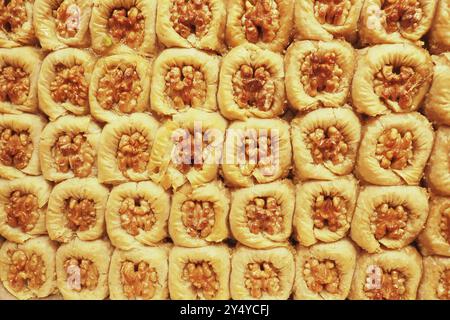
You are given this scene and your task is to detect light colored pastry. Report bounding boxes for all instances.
[0,0,37,47]
[429,0,450,54]
[418,256,450,300]
[427,126,450,196]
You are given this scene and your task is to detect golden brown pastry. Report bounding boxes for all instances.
[352,44,433,116]
[294,239,357,300]
[0,0,37,47]
[351,186,429,253]
[218,44,285,120]
[0,237,57,300]
[226,0,294,53]
[427,126,450,196]
[418,256,450,300]
[355,112,434,186]
[291,107,361,181]
[294,176,358,247]
[46,178,108,243]
[169,245,230,300]
[429,0,450,54]
[230,180,295,249]
[349,246,422,300]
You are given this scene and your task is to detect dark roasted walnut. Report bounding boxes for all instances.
[313,195,347,232]
[182,261,219,299]
[0,128,33,170]
[120,261,158,299]
[0,65,30,105]
[7,249,46,291]
[244,262,280,298]
[307,126,349,165]
[119,197,156,236]
[181,200,215,238]
[50,64,88,107]
[375,128,413,170]
[165,66,206,109]
[170,0,212,39]
[65,198,96,232]
[5,190,39,232]
[242,0,280,43]
[303,258,340,293]
[107,7,145,48]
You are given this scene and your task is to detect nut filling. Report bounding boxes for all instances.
[170,0,212,40]
[242,0,280,43]
[371,203,408,240]
[120,261,158,300]
[238,133,275,176]
[0,0,28,35]
[381,0,423,33]
[437,269,450,300]
[232,65,275,111]
[303,258,340,294]
[64,258,99,291]
[313,0,351,25]
[181,200,215,238]
[96,64,142,113]
[52,132,95,177]
[165,66,206,110]
[307,126,349,165]
[53,1,81,38]
[246,197,282,235]
[301,51,343,97]
[0,128,33,169]
[107,7,145,48]
[440,207,450,244]
[364,268,406,300]
[0,65,30,105]
[172,131,210,173]
[375,128,413,170]
[119,197,156,236]
[117,132,150,177]
[313,194,348,232]
[50,63,88,107]
[7,250,46,292]
[5,191,39,232]
[244,262,281,298]
[65,198,96,232]
[182,261,219,299]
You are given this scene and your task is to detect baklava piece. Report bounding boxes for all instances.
[56,238,112,300]
[427,127,450,196]
[0,0,37,47]
[230,245,294,300]
[0,47,42,114]
[34,0,93,50]
[294,239,357,300]
[356,112,434,186]
[149,109,226,190]
[429,0,450,54]
[90,0,156,55]
[291,107,361,181]
[106,181,170,250]
[230,180,295,249]
[218,44,285,121]
[359,0,437,46]
[151,48,219,116]
[418,256,450,300]
[156,0,226,53]
[352,44,432,116]
[169,245,230,300]
[418,196,450,257]
[109,246,169,300]
[226,0,294,53]
[38,48,95,121]
[0,114,46,180]
[46,178,108,243]
[98,113,159,185]
[170,181,229,248]
[0,237,57,300]
[40,115,101,183]
[222,118,291,188]
[351,186,429,253]
[89,53,152,123]
[0,176,51,243]
[349,246,422,300]
[294,176,358,247]
[285,40,354,112]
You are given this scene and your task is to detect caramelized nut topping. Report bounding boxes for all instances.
[314,0,351,25]
[313,195,348,232]
[170,0,212,39]
[375,128,413,170]
[165,66,206,109]
[246,197,282,235]
[119,197,156,236]
[7,250,46,291]
[53,132,95,177]
[64,258,99,291]
[371,203,408,240]
[117,132,150,176]
[5,190,39,232]
[53,1,81,38]
[182,261,219,299]
[307,126,348,165]
[0,65,30,105]
[244,262,281,298]
[232,65,275,111]
[121,261,158,300]
[108,7,145,48]
[0,0,28,33]
[50,63,88,107]
[304,258,340,293]
[65,198,96,232]
[0,128,33,170]
[382,0,423,33]
[172,131,208,173]
[437,269,450,300]
[96,64,142,113]
[242,0,280,43]
[181,200,215,238]
[440,207,450,244]
[364,268,406,300]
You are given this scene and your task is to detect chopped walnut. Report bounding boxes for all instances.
[52,132,95,177]
[303,258,340,294]
[96,64,142,113]
[382,0,423,33]
[364,268,406,300]
[170,0,212,39]
[307,126,349,165]
[246,197,282,235]
[119,197,156,236]
[172,130,209,173]
[313,195,348,232]
[181,200,215,238]
[64,258,99,291]
[117,132,150,176]
[50,63,88,107]
[301,51,343,97]
[238,133,275,176]
[65,198,96,232]
[165,66,206,109]
[7,250,46,291]
[375,128,413,170]
[5,191,39,232]
[232,65,275,111]
[370,203,408,240]
[53,1,81,38]
[0,65,30,105]
[0,128,33,170]
[120,261,158,300]
[242,0,280,43]
[244,262,281,298]
[182,261,219,299]
[107,7,145,48]
[440,207,450,244]
[313,0,351,25]
[437,269,450,300]
[0,0,28,34]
